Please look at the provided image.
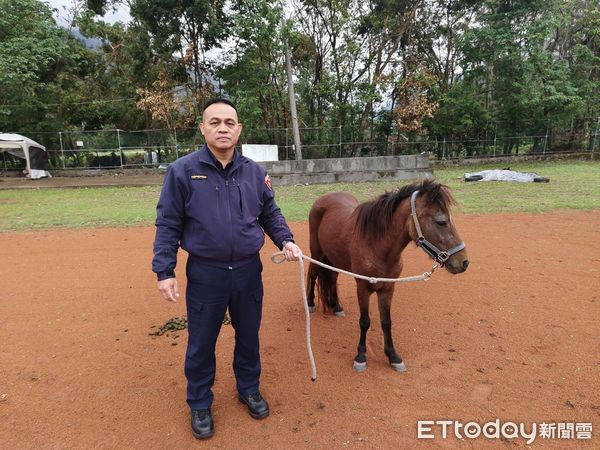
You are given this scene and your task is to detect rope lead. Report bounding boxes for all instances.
[271,249,439,382]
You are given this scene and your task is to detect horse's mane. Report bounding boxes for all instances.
[354,179,455,239]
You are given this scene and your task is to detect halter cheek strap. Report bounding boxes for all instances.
[410,190,465,265]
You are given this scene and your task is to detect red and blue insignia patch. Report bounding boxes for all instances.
[265,174,272,191]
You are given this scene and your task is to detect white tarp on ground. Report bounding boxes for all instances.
[0,133,51,179]
[464,169,549,183]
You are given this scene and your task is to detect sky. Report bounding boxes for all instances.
[45,0,131,27]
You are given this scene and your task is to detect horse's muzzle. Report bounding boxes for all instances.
[445,253,469,274]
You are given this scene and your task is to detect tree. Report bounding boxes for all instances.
[129,0,229,120]
[292,0,419,155]
[0,0,72,130]
[456,0,594,153]
[217,0,289,147]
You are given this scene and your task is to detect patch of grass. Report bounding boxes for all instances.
[0,186,161,231]
[432,159,600,214]
[0,160,598,231]
[277,159,600,219]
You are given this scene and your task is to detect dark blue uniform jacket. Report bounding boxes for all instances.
[152,145,293,280]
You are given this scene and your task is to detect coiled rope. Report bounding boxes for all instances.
[271,250,438,381]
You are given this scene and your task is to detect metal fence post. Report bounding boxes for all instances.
[174,128,180,160]
[543,126,549,154]
[117,129,124,167]
[58,131,66,168]
[285,127,289,160]
[339,125,342,157]
[442,136,446,159]
[593,117,600,152]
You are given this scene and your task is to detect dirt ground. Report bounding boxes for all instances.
[1,211,599,449]
[0,173,165,189]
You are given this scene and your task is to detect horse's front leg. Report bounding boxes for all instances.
[377,286,407,372]
[353,281,372,372]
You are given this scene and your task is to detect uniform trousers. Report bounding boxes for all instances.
[184,255,263,410]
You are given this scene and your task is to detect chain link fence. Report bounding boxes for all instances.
[2,119,599,172]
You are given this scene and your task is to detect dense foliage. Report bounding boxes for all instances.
[0,0,598,160]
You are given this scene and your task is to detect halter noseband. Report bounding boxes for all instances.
[410,190,465,265]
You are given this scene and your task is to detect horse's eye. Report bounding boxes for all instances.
[436,220,448,227]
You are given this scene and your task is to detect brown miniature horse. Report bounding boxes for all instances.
[306,179,469,372]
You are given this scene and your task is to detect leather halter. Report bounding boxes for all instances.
[410,190,465,265]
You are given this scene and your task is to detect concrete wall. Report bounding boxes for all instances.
[259,155,431,185]
[18,154,432,185]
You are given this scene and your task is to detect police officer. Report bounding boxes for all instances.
[152,98,301,439]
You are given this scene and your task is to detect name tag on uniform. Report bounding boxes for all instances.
[191,175,207,180]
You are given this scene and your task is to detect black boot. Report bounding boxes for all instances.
[191,409,214,439]
[238,392,270,420]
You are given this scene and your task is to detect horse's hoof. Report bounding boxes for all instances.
[391,361,407,372]
[308,306,315,313]
[334,310,346,318]
[353,361,366,372]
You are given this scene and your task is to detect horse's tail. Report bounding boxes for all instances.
[313,257,339,313]
[307,197,340,314]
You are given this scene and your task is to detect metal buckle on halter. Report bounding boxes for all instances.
[437,251,449,263]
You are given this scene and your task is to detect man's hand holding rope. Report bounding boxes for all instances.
[283,241,302,261]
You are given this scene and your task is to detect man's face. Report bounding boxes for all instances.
[200,103,242,153]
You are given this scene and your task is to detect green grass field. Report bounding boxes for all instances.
[0,160,598,232]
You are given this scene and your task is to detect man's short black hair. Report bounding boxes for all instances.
[202,98,237,112]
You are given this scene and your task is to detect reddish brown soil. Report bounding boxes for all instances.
[1,212,599,448]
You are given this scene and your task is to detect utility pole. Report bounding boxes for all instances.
[280,4,303,160]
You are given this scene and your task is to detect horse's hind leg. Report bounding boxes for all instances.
[377,286,406,372]
[353,281,371,372]
[314,259,344,317]
[329,270,344,317]
[306,262,318,313]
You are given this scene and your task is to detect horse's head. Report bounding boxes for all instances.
[354,179,469,274]
[409,180,469,274]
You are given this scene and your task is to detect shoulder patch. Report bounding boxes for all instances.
[265,174,272,191]
[191,174,207,180]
